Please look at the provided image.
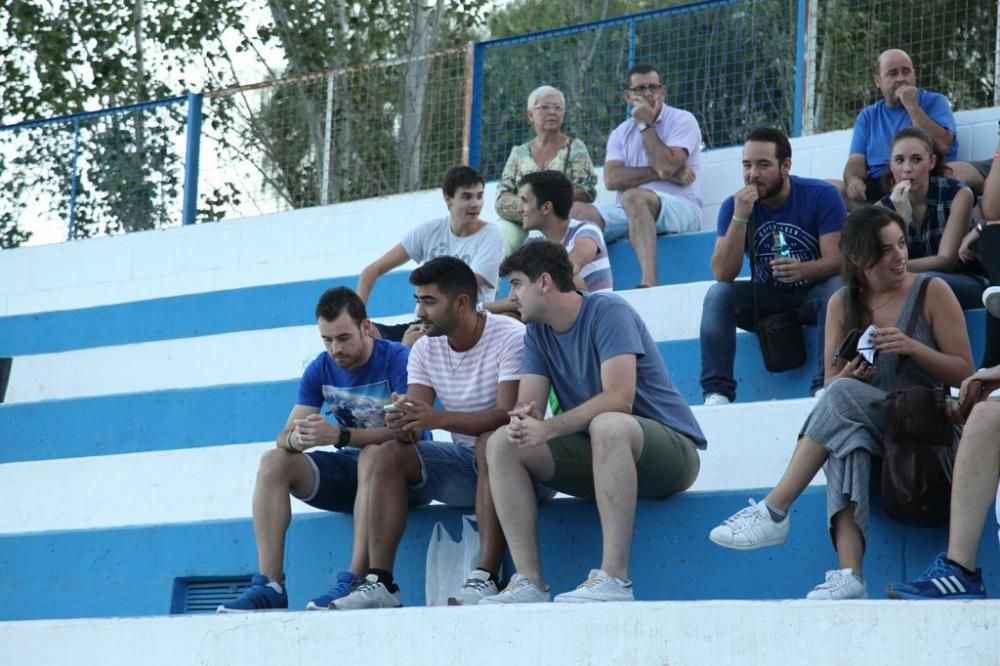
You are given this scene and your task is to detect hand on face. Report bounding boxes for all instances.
[895,84,918,108]
[629,93,657,125]
[889,179,913,221]
[733,184,759,220]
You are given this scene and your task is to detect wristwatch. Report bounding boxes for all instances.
[335,427,351,449]
[637,121,652,133]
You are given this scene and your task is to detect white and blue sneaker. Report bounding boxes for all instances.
[886,553,986,600]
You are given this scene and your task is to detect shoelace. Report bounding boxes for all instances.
[577,574,608,590]
[723,500,765,530]
[816,570,850,590]
[918,556,952,581]
[354,579,382,593]
[463,576,493,591]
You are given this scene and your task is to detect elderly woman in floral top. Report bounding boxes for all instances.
[494,85,598,255]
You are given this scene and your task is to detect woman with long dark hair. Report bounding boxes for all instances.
[708,206,973,599]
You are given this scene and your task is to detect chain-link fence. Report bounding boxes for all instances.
[470,0,800,181]
[198,48,469,219]
[0,98,189,246]
[805,0,998,134]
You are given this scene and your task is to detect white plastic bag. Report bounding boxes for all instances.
[424,514,481,606]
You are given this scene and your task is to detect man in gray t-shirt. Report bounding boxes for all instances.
[480,241,706,606]
[357,165,505,346]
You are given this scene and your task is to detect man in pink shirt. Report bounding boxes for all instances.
[575,63,703,287]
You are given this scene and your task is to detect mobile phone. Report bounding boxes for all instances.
[384,404,401,413]
[834,329,862,362]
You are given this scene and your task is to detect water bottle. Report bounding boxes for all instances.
[773,229,791,258]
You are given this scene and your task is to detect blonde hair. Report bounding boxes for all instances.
[526,85,565,111]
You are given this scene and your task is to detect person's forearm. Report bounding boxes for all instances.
[644,136,687,180]
[348,426,395,447]
[710,223,749,282]
[437,408,512,437]
[844,159,867,183]
[572,187,594,203]
[909,343,974,388]
[905,105,953,154]
[907,255,953,273]
[604,166,659,191]
[356,266,380,304]
[484,298,519,315]
[544,390,632,439]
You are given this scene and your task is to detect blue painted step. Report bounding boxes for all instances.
[2,487,997,621]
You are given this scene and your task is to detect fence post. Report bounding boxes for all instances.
[67,118,81,241]
[182,91,203,226]
[792,0,807,137]
[467,41,486,170]
[995,0,1000,106]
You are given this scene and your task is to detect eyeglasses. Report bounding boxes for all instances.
[533,104,564,113]
[627,84,663,94]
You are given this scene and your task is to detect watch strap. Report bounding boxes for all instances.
[336,427,351,448]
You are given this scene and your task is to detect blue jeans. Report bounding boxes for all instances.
[699,277,840,401]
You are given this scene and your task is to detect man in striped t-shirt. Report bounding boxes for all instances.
[333,256,532,610]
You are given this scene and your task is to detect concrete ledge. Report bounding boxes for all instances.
[4,599,1000,666]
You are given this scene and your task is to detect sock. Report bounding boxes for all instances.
[368,568,398,592]
[266,580,284,594]
[946,558,981,579]
[764,500,787,522]
[476,567,499,584]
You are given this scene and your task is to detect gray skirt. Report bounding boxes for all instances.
[801,378,889,537]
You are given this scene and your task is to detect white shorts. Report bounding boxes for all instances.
[597,190,701,243]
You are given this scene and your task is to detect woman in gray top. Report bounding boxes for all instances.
[707,206,973,600]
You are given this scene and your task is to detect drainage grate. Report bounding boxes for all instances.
[173,576,253,614]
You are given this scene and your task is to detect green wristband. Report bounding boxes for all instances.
[732,215,749,224]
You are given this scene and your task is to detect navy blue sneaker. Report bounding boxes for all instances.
[886,553,986,600]
[306,571,359,610]
[217,574,289,613]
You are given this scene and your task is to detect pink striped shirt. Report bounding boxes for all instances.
[407,312,525,446]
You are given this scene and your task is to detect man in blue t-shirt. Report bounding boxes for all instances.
[218,286,429,613]
[480,241,706,605]
[835,49,959,208]
[701,127,845,405]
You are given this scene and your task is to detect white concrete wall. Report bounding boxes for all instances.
[3,107,996,318]
[3,600,998,666]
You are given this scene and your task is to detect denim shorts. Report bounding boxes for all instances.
[598,191,700,242]
[298,441,478,512]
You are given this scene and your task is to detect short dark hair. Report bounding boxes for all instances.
[315,286,367,324]
[500,240,576,292]
[518,170,573,219]
[746,127,792,163]
[625,63,660,88]
[442,165,485,197]
[409,255,479,304]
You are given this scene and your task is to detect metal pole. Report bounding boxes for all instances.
[995,0,1000,106]
[468,41,485,170]
[321,73,335,206]
[802,0,818,135]
[792,0,807,137]
[67,118,81,241]
[181,92,202,226]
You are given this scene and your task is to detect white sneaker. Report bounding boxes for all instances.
[478,573,550,604]
[331,574,402,609]
[553,569,634,603]
[709,499,789,550]
[984,286,1000,318]
[704,393,731,406]
[447,569,499,606]
[805,568,867,600]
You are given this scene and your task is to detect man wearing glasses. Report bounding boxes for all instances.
[574,63,703,288]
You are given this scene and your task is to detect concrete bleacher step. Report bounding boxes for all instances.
[3,599,999,666]
[3,488,1000,622]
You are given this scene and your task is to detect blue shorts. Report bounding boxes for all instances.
[598,191,700,242]
[298,441,478,512]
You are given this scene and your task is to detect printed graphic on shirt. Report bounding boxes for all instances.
[752,219,819,288]
[428,243,473,267]
[321,380,394,429]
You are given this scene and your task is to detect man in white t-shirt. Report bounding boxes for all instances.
[333,256,528,609]
[357,166,505,346]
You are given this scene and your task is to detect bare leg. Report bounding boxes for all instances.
[947,403,1000,569]
[253,448,316,582]
[764,435,828,512]
[364,440,422,571]
[474,432,504,575]
[589,413,644,581]
[570,202,606,230]
[946,161,986,195]
[486,428,556,589]
[622,188,662,287]
[831,503,865,576]
[348,445,375,575]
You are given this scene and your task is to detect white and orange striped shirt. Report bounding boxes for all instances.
[407,312,525,447]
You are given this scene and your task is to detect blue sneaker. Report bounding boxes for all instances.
[886,553,986,600]
[306,571,359,610]
[217,574,288,613]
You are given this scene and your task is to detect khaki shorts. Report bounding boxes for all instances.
[544,416,700,500]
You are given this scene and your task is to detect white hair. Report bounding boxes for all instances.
[526,85,565,111]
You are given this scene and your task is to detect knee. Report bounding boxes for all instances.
[360,440,406,474]
[620,188,653,216]
[257,447,297,482]
[588,413,636,458]
[485,428,515,469]
[703,281,732,309]
[966,401,1000,436]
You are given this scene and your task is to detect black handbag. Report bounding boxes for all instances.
[747,216,806,372]
[878,278,960,526]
